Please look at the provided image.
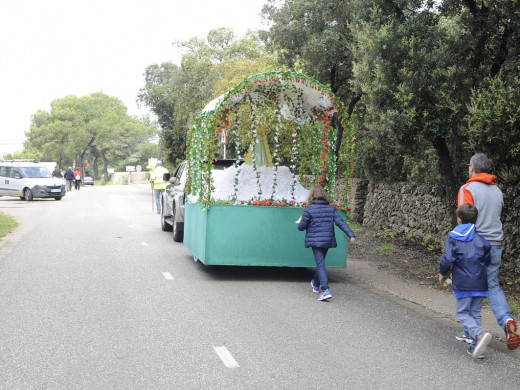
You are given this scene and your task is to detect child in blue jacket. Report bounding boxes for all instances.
[298,185,355,301]
[439,203,492,358]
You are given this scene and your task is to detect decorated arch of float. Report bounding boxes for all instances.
[183,70,355,267]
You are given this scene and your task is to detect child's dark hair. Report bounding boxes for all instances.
[306,185,330,204]
[456,203,478,224]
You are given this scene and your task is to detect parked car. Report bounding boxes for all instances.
[83,176,94,185]
[160,159,243,242]
[0,161,65,201]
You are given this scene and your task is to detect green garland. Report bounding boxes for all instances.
[185,70,355,210]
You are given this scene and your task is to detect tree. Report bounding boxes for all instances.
[262,0,520,197]
[467,73,520,173]
[350,1,474,201]
[25,93,156,181]
[261,0,361,158]
[139,29,276,165]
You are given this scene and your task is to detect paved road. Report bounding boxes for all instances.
[0,186,519,389]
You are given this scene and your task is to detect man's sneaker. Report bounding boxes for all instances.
[310,280,320,293]
[505,318,520,351]
[467,346,485,359]
[472,332,492,359]
[318,289,332,301]
[456,332,472,344]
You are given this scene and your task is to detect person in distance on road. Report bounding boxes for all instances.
[150,160,169,214]
[52,165,62,178]
[297,185,355,301]
[457,153,520,351]
[64,167,74,192]
[73,167,82,190]
[439,203,492,359]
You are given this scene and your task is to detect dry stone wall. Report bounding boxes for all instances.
[360,182,452,246]
[345,180,520,276]
[502,183,520,274]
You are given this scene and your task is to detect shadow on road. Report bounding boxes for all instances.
[192,258,349,285]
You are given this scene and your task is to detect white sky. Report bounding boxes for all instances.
[0,0,269,156]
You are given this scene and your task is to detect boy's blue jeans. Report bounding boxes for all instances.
[457,296,484,348]
[312,247,329,291]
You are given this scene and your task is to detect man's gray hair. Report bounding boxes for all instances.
[470,153,492,173]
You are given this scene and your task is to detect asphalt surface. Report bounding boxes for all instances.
[0,185,519,389]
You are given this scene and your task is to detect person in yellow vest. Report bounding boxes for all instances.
[150,160,169,214]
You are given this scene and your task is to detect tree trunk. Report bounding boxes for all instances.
[93,156,99,180]
[101,149,110,183]
[431,136,458,226]
[334,92,362,161]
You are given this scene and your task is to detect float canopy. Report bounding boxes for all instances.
[201,71,338,124]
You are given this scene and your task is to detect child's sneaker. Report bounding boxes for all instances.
[467,346,485,359]
[456,331,472,344]
[505,318,520,351]
[472,332,491,359]
[318,289,332,301]
[310,280,320,293]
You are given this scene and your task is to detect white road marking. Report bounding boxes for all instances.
[214,346,240,368]
[141,242,148,246]
[162,272,174,280]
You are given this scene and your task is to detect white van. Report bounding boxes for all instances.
[0,161,66,201]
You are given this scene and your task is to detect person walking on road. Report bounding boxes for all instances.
[52,165,62,178]
[74,168,82,190]
[64,167,74,192]
[439,203,492,359]
[297,185,355,301]
[457,153,520,351]
[150,161,169,214]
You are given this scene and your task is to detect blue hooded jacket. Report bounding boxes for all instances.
[439,223,490,292]
[297,199,355,248]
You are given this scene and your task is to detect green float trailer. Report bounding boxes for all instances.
[182,70,355,267]
[184,202,348,267]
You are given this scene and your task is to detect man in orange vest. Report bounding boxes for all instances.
[457,153,519,351]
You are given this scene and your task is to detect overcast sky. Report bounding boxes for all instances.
[0,0,269,156]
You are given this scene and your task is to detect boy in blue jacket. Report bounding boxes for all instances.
[298,185,355,301]
[439,203,492,358]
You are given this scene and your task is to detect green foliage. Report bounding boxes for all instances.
[24,93,156,181]
[262,0,520,198]
[139,29,276,166]
[382,242,395,253]
[508,296,520,318]
[261,0,359,161]
[421,237,441,252]
[467,73,520,172]
[0,212,18,238]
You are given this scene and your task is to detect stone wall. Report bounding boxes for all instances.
[345,180,520,276]
[502,183,520,274]
[361,182,452,246]
[111,171,150,185]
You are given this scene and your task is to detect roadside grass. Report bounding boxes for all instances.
[382,242,395,253]
[0,212,18,239]
[509,297,520,318]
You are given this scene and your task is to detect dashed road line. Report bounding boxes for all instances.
[141,242,148,246]
[162,272,174,280]
[214,346,239,368]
